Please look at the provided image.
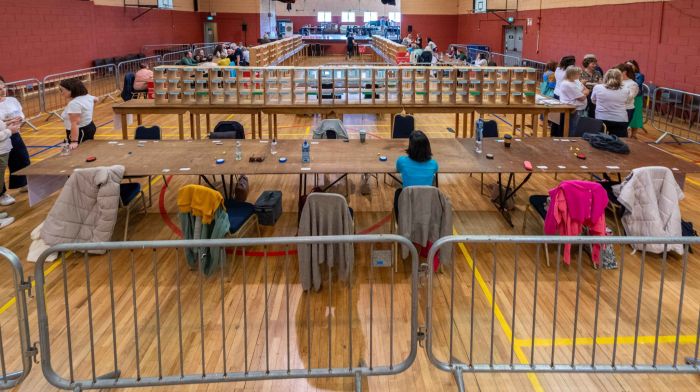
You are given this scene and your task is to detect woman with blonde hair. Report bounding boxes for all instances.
[558,66,589,131]
[591,69,629,137]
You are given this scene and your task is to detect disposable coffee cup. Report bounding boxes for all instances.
[504,134,512,148]
[359,129,367,143]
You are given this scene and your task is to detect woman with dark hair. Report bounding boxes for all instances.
[627,59,646,138]
[591,69,629,137]
[0,75,31,199]
[616,63,639,132]
[540,60,557,97]
[394,130,439,215]
[60,78,98,149]
[213,44,226,60]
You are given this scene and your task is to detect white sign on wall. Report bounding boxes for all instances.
[158,0,174,10]
[474,0,488,14]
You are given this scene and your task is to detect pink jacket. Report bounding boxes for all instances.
[544,180,609,265]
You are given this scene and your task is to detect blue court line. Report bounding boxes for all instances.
[29,143,61,158]
[26,145,61,148]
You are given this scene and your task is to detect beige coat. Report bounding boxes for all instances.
[398,186,453,266]
[297,193,354,291]
[614,166,684,254]
[41,165,124,245]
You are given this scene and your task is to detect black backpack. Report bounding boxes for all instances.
[212,121,245,139]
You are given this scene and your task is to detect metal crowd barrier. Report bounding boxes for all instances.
[42,65,119,121]
[521,58,547,85]
[3,79,43,130]
[0,248,34,390]
[34,235,419,391]
[160,49,192,65]
[425,235,700,392]
[649,87,700,144]
[116,55,163,88]
[142,44,192,57]
[487,52,521,67]
[194,44,220,57]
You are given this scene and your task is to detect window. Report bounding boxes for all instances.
[317,11,332,23]
[388,12,401,22]
[341,11,355,23]
[363,11,378,22]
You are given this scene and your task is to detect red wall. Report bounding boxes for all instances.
[458,0,700,92]
[0,0,202,82]
[208,13,261,47]
[402,14,459,53]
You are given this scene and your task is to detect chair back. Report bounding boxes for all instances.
[482,120,499,138]
[300,193,354,235]
[211,121,245,139]
[392,114,415,138]
[134,125,161,140]
[314,119,349,140]
[573,116,605,137]
[120,72,136,102]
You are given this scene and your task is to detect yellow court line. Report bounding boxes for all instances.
[454,229,544,392]
[305,126,310,137]
[515,334,698,348]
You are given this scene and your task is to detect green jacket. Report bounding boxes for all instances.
[178,57,198,66]
[179,207,230,276]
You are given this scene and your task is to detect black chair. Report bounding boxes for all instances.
[392,114,415,139]
[126,126,167,206]
[419,50,433,64]
[211,121,245,139]
[522,195,551,266]
[477,120,499,193]
[572,116,606,138]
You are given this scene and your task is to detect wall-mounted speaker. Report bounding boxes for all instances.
[193,0,198,12]
[407,25,413,33]
[242,23,247,32]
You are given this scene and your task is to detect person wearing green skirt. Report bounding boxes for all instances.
[627,60,646,138]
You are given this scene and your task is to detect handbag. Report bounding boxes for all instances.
[234,175,249,202]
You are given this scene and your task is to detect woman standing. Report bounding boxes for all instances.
[0,119,15,227]
[60,78,98,149]
[540,61,557,97]
[0,76,31,197]
[557,67,589,131]
[580,55,602,117]
[627,60,646,138]
[551,55,576,136]
[591,69,630,137]
[616,63,639,133]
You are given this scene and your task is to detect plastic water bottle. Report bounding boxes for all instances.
[235,141,242,161]
[475,119,483,154]
[61,141,71,156]
[301,140,310,163]
[270,138,277,155]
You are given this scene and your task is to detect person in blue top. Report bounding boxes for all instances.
[394,130,439,217]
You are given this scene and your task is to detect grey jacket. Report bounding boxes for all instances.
[312,119,349,140]
[398,186,453,266]
[298,193,354,291]
[41,165,124,245]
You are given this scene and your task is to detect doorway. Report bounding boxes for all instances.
[503,25,523,65]
[204,22,218,44]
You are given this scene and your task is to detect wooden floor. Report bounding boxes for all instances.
[1,56,700,391]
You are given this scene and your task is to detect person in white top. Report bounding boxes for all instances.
[0,75,31,200]
[474,53,488,67]
[425,38,437,52]
[550,55,576,136]
[616,63,639,128]
[0,120,16,226]
[59,78,98,149]
[558,66,590,132]
[591,69,630,137]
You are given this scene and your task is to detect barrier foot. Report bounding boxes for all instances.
[655,131,683,145]
[685,357,699,367]
[22,119,38,131]
[96,369,121,380]
[0,370,24,381]
[354,370,363,392]
[45,111,63,122]
[453,367,465,392]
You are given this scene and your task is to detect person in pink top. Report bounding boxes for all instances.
[544,180,609,265]
[133,63,153,91]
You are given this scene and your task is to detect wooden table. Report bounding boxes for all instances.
[112,100,576,141]
[19,138,697,213]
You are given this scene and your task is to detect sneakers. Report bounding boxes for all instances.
[0,216,14,229]
[18,185,27,193]
[0,194,15,206]
[0,212,6,219]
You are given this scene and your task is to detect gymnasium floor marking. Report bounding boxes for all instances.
[453,228,544,392]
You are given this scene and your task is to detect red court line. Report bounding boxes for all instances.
[158,176,391,257]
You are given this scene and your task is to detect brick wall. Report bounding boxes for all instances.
[207,13,261,47]
[402,14,459,54]
[458,0,700,92]
[0,0,202,81]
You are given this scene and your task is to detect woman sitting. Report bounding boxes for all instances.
[591,69,630,137]
[394,130,439,217]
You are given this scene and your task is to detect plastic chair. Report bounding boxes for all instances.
[572,116,606,138]
[119,183,147,241]
[521,195,551,266]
